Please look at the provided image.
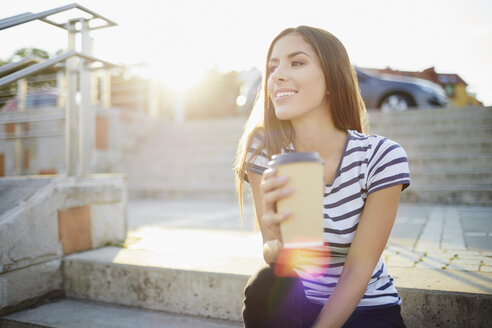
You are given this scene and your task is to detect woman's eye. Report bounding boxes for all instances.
[291,61,303,67]
[268,66,278,73]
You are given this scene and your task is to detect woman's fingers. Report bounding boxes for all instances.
[263,211,291,226]
[264,186,293,207]
[261,168,293,213]
[260,174,288,193]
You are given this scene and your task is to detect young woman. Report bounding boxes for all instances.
[234,26,410,328]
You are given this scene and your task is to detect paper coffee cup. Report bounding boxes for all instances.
[269,152,324,248]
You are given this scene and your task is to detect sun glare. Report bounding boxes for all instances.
[131,61,207,92]
[156,63,207,92]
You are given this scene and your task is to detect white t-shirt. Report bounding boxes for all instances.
[246,129,411,309]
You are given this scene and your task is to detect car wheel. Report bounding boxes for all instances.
[380,93,414,112]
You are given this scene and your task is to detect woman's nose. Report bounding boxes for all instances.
[270,65,287,82]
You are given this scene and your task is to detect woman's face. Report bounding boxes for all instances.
[267,33,329,122]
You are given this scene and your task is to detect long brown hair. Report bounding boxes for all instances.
[234,26,368,221]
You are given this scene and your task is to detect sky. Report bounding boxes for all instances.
[0,0,491,105]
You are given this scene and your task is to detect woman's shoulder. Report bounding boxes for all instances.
[347,129,403,151]
[346,130,408,166]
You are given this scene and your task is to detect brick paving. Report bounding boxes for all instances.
[128,200,492,273]
[385,204,492,273]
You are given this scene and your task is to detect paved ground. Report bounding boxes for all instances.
[128,199,492,274]
[3,199,491,328]
[2,298,242,328]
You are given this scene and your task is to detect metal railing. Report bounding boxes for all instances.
[0,3,116,31]
[0,3,117,177]
[0,107,65,140]
[0,51,118,88]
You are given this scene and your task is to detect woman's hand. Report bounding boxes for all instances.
[259,167,293,242]
[248,167,293,263]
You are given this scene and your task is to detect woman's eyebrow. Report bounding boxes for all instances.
[269,51,311,63]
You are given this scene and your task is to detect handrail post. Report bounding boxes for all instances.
[14,78,27,175]
[65,21,78,177]
[79,18,94,176]
[56,70,66,108]
[101,70,111,109]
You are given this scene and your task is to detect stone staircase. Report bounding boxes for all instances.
[124,117,242,199]
[3,226,491,328]
[124,106,492,205]
[368,106,492,205]
[3,107,491,328]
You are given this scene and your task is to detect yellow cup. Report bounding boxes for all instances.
[269,152,324,248]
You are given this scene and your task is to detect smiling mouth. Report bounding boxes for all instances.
[275,91,297,99]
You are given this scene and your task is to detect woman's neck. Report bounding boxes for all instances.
[291,112,346,159]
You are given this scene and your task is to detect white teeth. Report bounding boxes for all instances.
[276,91,296,98]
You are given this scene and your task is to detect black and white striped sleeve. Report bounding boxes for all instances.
[366,138,410,195]
[244,135,270,182]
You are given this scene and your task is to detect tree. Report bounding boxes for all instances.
[10,47,50,61]
[0,47,63,67]
[0,47,61,107]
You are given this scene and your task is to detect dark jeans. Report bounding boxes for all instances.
[242,265,406,328]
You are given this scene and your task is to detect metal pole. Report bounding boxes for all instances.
[101,69,111,109]
[56,70,66,107]
[14,78,27,175]
[65,21,78,176]
[79,18,93,176]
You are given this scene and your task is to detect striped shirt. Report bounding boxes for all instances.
[246,129,411,308]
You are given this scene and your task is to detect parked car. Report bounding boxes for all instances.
[237,67,449,113]
[355,67,448,111]
[0,89,58,112]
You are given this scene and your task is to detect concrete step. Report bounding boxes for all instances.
[125,166,235,178]
[127,186,492,207]
[371,117,492,132]
[62,244,262,322]
[127,169,235,183]
[402,138,492,153]
[409,168,492,185]
[120,108,492,205]
[152,123,491,141]
[408,152,492,168]
[59,225,492,328]
[128,188,237,201]
[142,140,238,151]
[387,131,492,147]
[402,184,492,205]
[126,147,237,161]
[374,124,492,140]
[138,124,492,150]
[127,151,492,173]
[154,108,492,138]
[0,298,241,328]
[133,108,492,144]
[368,107,492,126]
[127,182,236,198]
[129,141,490,165]
[125,160,488,185]
[125,156,236,170]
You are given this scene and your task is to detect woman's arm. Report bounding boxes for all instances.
[312,184,402,328]
[248,168,292,263]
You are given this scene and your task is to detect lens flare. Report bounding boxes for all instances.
[273,244,331,279]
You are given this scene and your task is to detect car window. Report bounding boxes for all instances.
[25,94,36,108]
[356,71,368,83]
[37,94,57,107]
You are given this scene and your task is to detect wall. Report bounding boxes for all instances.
[0,175,127,315]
